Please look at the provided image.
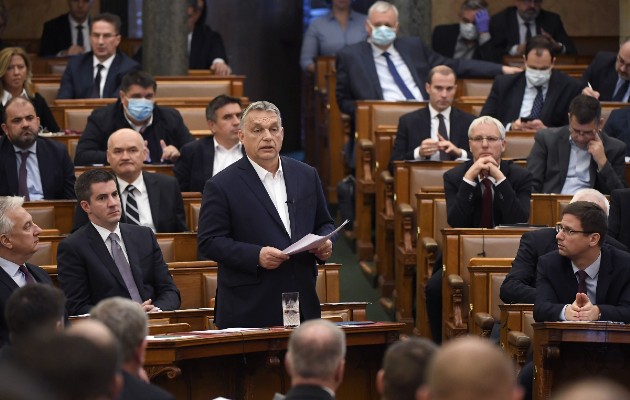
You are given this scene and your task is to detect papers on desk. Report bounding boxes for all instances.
[145,334,197,341]
[191,328,270,334]
[282,220,349,255]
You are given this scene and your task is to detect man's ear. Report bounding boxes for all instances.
[0,233,12,249]
[79,200,91,214]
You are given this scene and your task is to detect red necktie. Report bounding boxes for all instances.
[480,178,493,228]
[18,151,30,201]
[19,265,36,285]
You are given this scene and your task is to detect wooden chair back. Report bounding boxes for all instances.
[503,130,535,160]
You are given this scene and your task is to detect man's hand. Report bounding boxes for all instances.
[587,132,607,169]
[502,65,523,75]
[211,61,232,76]
[66,45,85,56]
[582,86,600,99]
[521,119,547,131]
[437,133,463,158]
[464,155,504,182]
[309,239,333,261]
[474,9,490,33]
[140,299,162,313]
[259,246,290,269]
[419,138,440,158]
[567,293,600,321]
[159,140,181,162]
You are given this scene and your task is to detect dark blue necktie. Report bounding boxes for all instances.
[612,79,629,102]
[528,86,544,120]
[382,52,415,100]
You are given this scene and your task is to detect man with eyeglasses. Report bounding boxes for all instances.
[481,35,581,131]
[527,94,626,195]
[582,37,630,102]
[57,13,139,99]
[488,0,576,61]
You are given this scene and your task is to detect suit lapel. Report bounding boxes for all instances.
[557,128,571,186]
[203,137,216,180]
[359,43,383,100]
[0,138,18,195]
[0,267,18,293]
[596,248,613,305]
[540,74,560,123]
[86,224,128,290]
[282,157,298,240]
[559,256,579,301]
[142,172,161,230]
[103,52,121,97]
[508,8,521,46]
[119,224,146,296]
[510,75,527,121]
[395,39,426,98]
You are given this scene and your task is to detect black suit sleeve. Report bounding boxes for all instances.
[608,189,623,243]
[389,113,419,168]
[57,61,76,99]
[57,238,95,315]
[335,51,356,116]
[533,255,565,322]
[61,145,77,200]
[169,180,188,232]
[173,143,194,192]
[444,166,477,228]
[500,230,539,304]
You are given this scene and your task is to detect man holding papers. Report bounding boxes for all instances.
[198,101,335,329]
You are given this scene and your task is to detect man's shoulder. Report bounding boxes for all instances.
[451,106,476,122]
[444,160,471,178]
[113,51,140,69]
[492,71,524,88]
[523,226,556,242]
[36,136,67,153]
[590,51,617,68]
[66,52,93,68]
[433,23,459,36]
[338,40,369,57]
[143,170,179,187]
[539,249,562,264]
[491,6,515,21]
[537,8,564,22]
[180,136,213,152]
[62,223,94,244]
[121,371,174,400]
[536,126,567,140]
[601,131,627,151]
[400,106,429,122]
[550,70,581,88]
[604,244,630,266]
[43,13,69,28]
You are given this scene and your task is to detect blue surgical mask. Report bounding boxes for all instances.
[125,98,154,121]
[371,25,396,47]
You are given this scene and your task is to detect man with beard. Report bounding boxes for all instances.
[0,97,75,199]
[582,38,630,102]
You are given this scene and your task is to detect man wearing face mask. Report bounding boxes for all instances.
[74,70,194,166]
[335,1,519,118]
[431,0,495,61]
[481,35,581,131]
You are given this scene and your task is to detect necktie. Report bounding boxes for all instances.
[612,79,630,102]
[524,22,532,42]
[528,86,544,120]
[576,270,588,295]
[18,265,35,285]
[125,185,141,226]
[91,64,104,98]
[436,113,450,161]
[76,24,84,47]
[382,52,416,100]
[18,151,30,201]
[108,233,142,303]
[480,178,493,228]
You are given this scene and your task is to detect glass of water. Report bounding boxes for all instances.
[282,292,300,328]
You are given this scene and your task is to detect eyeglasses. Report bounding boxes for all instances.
[568,126,598,138]
[555,223,593,236]
[469,136,502,143]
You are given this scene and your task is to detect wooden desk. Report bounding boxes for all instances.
[533,322,630,400]
[147,322,403,400]
[70,308,213,331]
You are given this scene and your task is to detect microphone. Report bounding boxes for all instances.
[477,229,486,257]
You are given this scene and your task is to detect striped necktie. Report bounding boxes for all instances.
[125,185,141,226]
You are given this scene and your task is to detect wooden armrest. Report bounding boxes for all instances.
[357,138,374,150]
[474,312,495,335]
[357,138,375,187]
[397,203,414,252]
[507,330,531,350]
[380,170,395,218]
[447,274,465,328]
[447,274,464,288]
[422,237,438,253]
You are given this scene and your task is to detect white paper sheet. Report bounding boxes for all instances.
[282,220,349,255]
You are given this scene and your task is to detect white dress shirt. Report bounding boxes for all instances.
[117,174,156,232]
[414,105,468,161]
[0,256,29,287]
[69,15,91,52]
[248,156,291,237]
[213,138,243,176]
[92,53,116,98]
[91,222,131,264]
[13,141,44,201]
[519,80,549,118]
[371,42,423,101]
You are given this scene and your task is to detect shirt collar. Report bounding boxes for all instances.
[248,155,283,180]
[2,88,28,106]
[91,221,122,239]
[572,251,601,280]
[93,53,116,69]
[12,140,37,155]
[116,172,146,194]
[213,137,242,153]
[370,41,395,56]
[123,109,154,130]
[428,104,452,119]
[0,255,21,280]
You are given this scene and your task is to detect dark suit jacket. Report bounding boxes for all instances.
[189,24,229,69]
[580,52,619,101]
[72,172,187,233]
[284,385,335,400]
[480,70,581,128]
[335,37,503,116]
[0,136,76,199]
[120,371,174,400]
[389,106,474,170]
[534,246,630,322]
[489,7,576,63]
[57,223,181,316]
[431,23,495,61]
[57,50,140,99]
[501,227,628,304]
[0,93,59,133]
[0,263,53,348]
[198,157,335,328]
[443,159,532,228]
[603,108,630,156]
[609,188,630,250]
[38,13,81,57]
[527,127,627,194]
[74,100,194,166]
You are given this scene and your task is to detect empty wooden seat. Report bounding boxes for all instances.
[26,206,55,229]
[467,258,513,337]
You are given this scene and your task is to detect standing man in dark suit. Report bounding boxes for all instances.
[481,35,581,131]
[535,201,630,323]
[0,196,53,348]
[489,0,576,62]
[187,0,231,74]
[174,95,244,192]
[527,95,626,194]
[74,70,194,166]
[603,108,630,156]
[57,169,180,316]
[431,0,494,61]
[39,0,93,57]
[581,38,630,102]
[390,65,474,168]
[198,101,335,329]
[608,188,630,251]
[57,13,139,99]
[283,319,346,400]
[72,128,187,232]
[0,97,75,200]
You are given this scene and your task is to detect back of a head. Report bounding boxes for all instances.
[381,338,437,400]
[571,188,609,216]
[425,337,519,400]
[553,379,630,400]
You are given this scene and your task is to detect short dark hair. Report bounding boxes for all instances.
[562,201,607,245]
[91,12,122,35]
[206,95,242,121]
[381,338,437,400]
[569,95,602,125]
[74,169,116,203]
[5,284,66,344]
[427,65,456,85]
[2,96,36,124]
[121,70,157,92]
[525,35,557,58]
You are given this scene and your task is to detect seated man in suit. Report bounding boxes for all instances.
[39,0,93,57]
[57,12,139,99]
[74,70,194,166]
[174,95,244,192]
[431,0,494,61]
[389,65,475,168]
[0,196,53,348]
[73,128,187,232]
[535,201,630,323]
[57,169,181,316]
[607,188,630,250]
[581,38,630,102]
[187,0,231,74]
[527,95,626,194]
[90,297,175,400]
[282,319,346,400]
[481,35,581,131]
[0,97,75,200]
[489,0,576,61]
[376,338,437,400]
[602,107,630,156]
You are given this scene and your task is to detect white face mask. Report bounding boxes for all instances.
[459,22,478,40]
[525,68,551,87]
[370,25,396,47]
